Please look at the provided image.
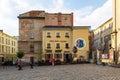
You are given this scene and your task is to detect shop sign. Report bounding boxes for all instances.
[50,40,66,42]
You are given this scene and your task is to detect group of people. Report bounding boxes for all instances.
[16,57,34,70]
[1,57,56,70]
[1,57,11,69]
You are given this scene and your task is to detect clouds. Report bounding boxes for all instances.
[74,0,112,29]
[0,0,112,36]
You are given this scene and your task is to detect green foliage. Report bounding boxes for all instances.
[38,51,44,58]
[17,51,25,58]
[45,49,52,52]
[55,49,62,52]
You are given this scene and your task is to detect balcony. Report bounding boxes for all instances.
[47,36,51,38]
[45,49,52,53]
[65,47,69,49]
[56,47,60,49]
[55,49,62,53]
[56,36,60,38]
[65,35,69,38]
[47,47,51,49]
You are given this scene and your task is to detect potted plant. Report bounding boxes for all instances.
[55,49,62,53]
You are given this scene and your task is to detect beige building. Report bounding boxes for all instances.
[0,30,18,61]
[42,26,90,62]
[93,18,113,63]
[112,0,120,63]
[18,10,73,57]
[92,0,120,64]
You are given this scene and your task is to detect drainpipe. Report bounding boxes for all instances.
[114,0,118,64]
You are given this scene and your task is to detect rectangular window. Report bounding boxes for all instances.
[6,39,7,44]
[30,23,34,28]
[45,54,52,60]
[12,48,14,53]
[65,43,69,48]
[30,32,34,39]
[47,32,51,38]
[2,37,4,43]
[56,43,60,49]
[65,32,69,38]
[14,42,16,46]
[2,45,4,52]
[30,44,34,53]
[56,32,60,38]
[12,41,13,46]
[47,43,51,49]
[8,40,10,45]
[55,54,62,59]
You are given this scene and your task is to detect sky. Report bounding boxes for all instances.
[0,0,112,36]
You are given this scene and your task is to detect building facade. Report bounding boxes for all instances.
[18,11,45,57]
[42,26,90,62]
[18,11,73,57]
[112,0,120,63]
[91,0,120,64]
[0,30,18,61]
[45,12,73,26]
[92,18,113,63]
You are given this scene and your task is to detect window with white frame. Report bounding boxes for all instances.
[30,44,34,52]
[65,32,69,37]
[30,23,34,28]
[30,32,34,39]
[47,43,51,48]
[47,32,51,37]
[56,32,60,37]
[56,43,60,48]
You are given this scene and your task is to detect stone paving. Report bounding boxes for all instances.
[0,64,120,80]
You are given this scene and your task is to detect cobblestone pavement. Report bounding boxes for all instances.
[0,64,120,80]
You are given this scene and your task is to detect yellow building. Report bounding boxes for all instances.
[112,0,120,63]
[42,26,90,62]
[72,27,90,60]
[93,18,113,63]
[92,0,120,64]
[0,30,18,61]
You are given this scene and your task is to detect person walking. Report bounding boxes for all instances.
[51,58,55,66]
[30,60,33,69]
[17,58,22,70]
[2,59,5,69]
[30,57,34,69]
[1,57,7,69]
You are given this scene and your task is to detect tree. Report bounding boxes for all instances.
[17,51,25,59]
[38,51,44,59]
[38,51,44,66]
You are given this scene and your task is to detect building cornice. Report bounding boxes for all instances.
[18,16,45,19]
